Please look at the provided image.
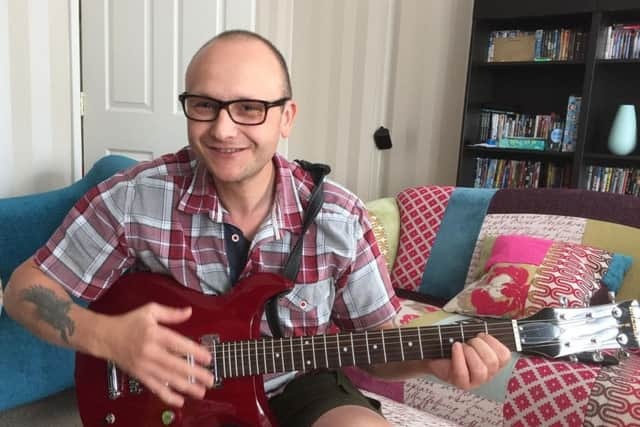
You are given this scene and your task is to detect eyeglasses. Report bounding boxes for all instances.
[178,92,290,125]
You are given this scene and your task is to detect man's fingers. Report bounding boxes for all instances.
[150,304,192,325]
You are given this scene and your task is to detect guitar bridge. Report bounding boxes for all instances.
[201,334,222,388]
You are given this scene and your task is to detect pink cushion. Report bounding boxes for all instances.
[485,234,553,271]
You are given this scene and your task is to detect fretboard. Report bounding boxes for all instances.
[211,321,518,379]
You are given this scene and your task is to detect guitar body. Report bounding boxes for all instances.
[75,272,291,427]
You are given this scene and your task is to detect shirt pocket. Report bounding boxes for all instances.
[277,279,335,332]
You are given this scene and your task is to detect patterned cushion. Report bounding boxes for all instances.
[390,186,454,291]
[504,357,600,426]
[446,235,632,319]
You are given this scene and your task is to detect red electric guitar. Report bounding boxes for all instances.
[75,272,640,426]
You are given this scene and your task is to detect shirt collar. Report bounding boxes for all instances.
[177,151,311,235]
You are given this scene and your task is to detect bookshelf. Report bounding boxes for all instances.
[457,0,640,195]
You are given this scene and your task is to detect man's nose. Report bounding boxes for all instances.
[209,108,238,140]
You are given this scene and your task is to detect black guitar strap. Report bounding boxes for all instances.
[266,160,330,339]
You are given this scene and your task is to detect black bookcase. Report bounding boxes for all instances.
[457,0,640,192]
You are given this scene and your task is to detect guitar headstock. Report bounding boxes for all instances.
[516,300,640,361]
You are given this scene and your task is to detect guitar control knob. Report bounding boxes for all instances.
[105,413,116,424]
[162,410,176,425]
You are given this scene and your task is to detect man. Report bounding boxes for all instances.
[5,30,510,426]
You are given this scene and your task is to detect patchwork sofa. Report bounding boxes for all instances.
[2,161,640,426]
[351,185,640,426]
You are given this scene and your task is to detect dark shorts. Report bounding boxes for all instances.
[268,369,382,427]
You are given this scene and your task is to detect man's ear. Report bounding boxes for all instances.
[280,100,297,138]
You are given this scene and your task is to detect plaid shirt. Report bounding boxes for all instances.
[36,147,399,339]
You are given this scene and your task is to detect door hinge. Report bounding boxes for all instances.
[80,91,86,117]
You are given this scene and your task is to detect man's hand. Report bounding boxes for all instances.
[101,303,215,407]
[362,322,511,388]
[424,333,512,389]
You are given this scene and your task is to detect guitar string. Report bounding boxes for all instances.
[201,315,628,350]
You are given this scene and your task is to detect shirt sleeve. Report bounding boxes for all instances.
[34,177,134,301]
[330,203,400,331]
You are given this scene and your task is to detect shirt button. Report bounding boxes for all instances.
[299,300,307,309]
[231,233,240,243]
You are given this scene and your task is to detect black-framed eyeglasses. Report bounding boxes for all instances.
[178,92,290,125]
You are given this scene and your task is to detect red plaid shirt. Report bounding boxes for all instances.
[36,147,399,338]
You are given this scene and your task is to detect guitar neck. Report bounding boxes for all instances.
[211,320,519,379]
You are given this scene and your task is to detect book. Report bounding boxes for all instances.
[498,136,546,150]
[562,95,582,152]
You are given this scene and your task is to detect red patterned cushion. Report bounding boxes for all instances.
[504,357,600,427]
[444,235,631,319]
[390,186,454,291]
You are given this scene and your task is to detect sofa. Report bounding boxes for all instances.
[0,155,137,419]
[351,185,640,426]
[1,169,639,426]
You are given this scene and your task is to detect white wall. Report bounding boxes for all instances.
[0,0,74,198]
[280,0,473,198]
[383,0,473,196]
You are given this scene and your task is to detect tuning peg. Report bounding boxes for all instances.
[584,291,592,307]
[608,291,616,304]
[560,296,569,308]
[568,354,579,363]
[592,351,604,363]
[617,349,630,360]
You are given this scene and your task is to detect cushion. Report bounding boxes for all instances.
[390,186,454,291]
[366,197,400,269]
[444,235,632,319]
[418,188,496,300]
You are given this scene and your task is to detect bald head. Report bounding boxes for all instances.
[186,30,292,98]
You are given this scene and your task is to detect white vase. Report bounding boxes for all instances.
[608,104,637,156]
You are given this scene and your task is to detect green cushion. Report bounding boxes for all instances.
[366,197,400,268]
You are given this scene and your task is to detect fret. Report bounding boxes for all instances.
[382,329,401,363]
[271,339,277,374]
[367,331,386,364]
[212,343,218,381]
[289,337,295,371]
[240,341,245,376]
[336,334,342,367]
[439,324,464,358]
[318,334,329,368]
[222,342,228,379]
[253,340,262,374]
[325,334,341,369]
[365,332,371,364]
[279,339,286,372]
[398,329,405,361]
[401,328,422,361]
[350,332,357,366]
[437,325,444,358]
[417,327,424,360]
[337,334,354,367]
[233,341,239,377]
[381,330,388,363]
[262,339,268,375]
[311,336,317,369]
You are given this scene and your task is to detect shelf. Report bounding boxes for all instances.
[464,146,574,160]
[596,58,640,65]
[583,153,640,166]
[477,60,585,67]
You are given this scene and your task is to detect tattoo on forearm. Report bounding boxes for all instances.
[21,285,75,343]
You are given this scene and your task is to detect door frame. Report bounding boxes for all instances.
[69,0,82,180]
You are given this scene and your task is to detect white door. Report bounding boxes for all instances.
[81,0,393,200]
[81,0,257,169]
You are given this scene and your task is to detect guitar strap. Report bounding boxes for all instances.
[266,160,330,339]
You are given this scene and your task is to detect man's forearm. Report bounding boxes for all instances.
[4,258,107,356]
